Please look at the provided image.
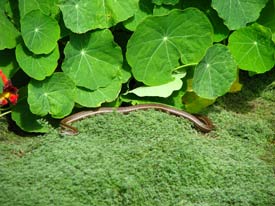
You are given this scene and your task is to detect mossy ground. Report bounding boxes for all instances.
[0,71,275,206]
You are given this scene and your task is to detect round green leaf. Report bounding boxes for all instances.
[75,80,121,107]
[21,10,60,54]
[193,44,237,99]
[126,8,213,86]
[212,0,268,30]
[62,29,123,90]
[128,73,185,98]
[28,72,75,118]
[228,24,275,73]
[0,11,20,50]
[12,87,49,133]
[16,43,59,80]
[58,0,139,33]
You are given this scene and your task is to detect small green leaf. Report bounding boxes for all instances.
[193,44,237,99]
[28,72,75,118]
[18,0,59,17]
[21,10,60,54]
[16,43,59,80]
[0,11,20,50]
[212,0,268,30]
[126,8,213,86]
[121,89,186,110]
[58,0,139,33]
[62,29,123,90]
[0,49,19,79]
[75,80,122,108]
[128,73,185,98]
[152,0,179,5]
[12,87,49,133]
[228,24,275,73]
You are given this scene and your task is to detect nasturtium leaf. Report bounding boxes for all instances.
[18,0,59,18]
[124,0,154,31]
[16,43,59,80]
[228,24,275,73]
[62,29,123,90]
[0,11,20,50]
[75,80,122,108]
[58,0,139,33]
[121,89,186,110]
[193,44,237,99]
[21,10,60,54]
[152,0,179,5]
[0,49,19,79]
[211,0,269,30]
[128,73,185,98]
[126,8,213,86]
[28,72,75,118]
[12,87,49,133]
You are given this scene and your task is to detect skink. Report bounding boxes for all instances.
[60,103,213,135]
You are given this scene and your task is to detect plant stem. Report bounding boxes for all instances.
[174,63,198,70]
[0,110,11,118]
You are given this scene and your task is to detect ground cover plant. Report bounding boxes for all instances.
[0,70,275,205]
[0,0,275,132]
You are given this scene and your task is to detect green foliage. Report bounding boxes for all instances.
[12,87,50,133]
[0,0,275,132]
[212,0,269,30]
[27,73,75,118]
[62,29,123,90]
[228,23,275,73]
[128,73,185,98]
[193,44,237,99]
[20,10,60,54]
[16,44,59,80]
[58,0,139,33]
[0,10,20,50]
[127,8,213,85]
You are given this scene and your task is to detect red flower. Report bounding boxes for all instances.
[0,70,19,106]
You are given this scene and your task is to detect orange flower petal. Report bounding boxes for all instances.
[0,70,9,85]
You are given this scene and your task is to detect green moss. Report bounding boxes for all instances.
[0,110,275,205]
